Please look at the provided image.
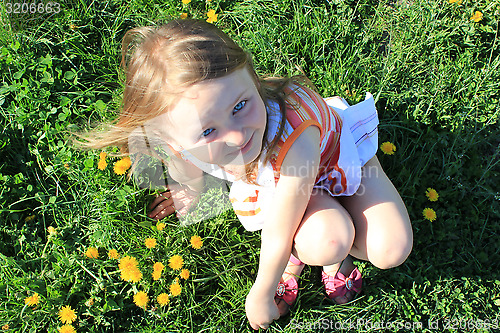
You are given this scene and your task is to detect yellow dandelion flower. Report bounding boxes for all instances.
[64,163,70,169]
[157,293,170,306]
[85,247,99,259]
[2,324,9,330]
[152,262,164,280]
[181,0,191,4]
[108,249,119,259]
[152,270,162,281]
[423,208,437,222]
[133,291,149,308]
[180,269,190,280]
[126,268,143,283]
[58,325,76,333]
[119,256,143,283]
[180,13,188,19]
[206,9,218,23]
[98,159,107,171]
[119,256,138,270]
[145,238,157,249]
[471,11,483,22]
[120,265,143,283]
[380,142,396,155]
[156,222,166,231]
[190,235,203,249]
[58,305,77,324]
[47,226,57,236]
[24,293,40,306]
[99,151,107,159]
[113,157,132,175]
[153,262,165,272]
[170,282,182,296]
[425,188,439,202]
[169,255,184,270]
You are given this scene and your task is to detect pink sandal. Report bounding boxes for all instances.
[274,254,303,312]
[321,259,362,302]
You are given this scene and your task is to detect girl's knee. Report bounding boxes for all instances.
[295,218,355,266]
[369,231,413,269]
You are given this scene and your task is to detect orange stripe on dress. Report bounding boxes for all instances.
[234,207,261,216]
[286,86,317,128]
[275,119,322,172]
[330,164,347,194]
[301,86,329,131]
[243,190,259,202]
[285,100,308,129]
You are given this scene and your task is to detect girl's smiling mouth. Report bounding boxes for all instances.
[239,133,254,155]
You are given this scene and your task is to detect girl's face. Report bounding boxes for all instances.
[163,67,267,166]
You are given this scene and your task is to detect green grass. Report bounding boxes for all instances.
[1,0,499,332]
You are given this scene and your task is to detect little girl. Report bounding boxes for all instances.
[82,19,413,330]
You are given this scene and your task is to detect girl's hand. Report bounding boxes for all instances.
[148,183,200,220]
[245,284,280,330]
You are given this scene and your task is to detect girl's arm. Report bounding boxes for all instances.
[246,125,321,329]
[257,125,320,292]
[148,155,204,220]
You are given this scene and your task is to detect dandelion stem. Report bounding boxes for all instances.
[74,259,99,282]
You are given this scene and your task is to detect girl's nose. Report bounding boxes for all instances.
[223,129,246,148]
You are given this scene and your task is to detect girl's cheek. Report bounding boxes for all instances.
[254,101,266,127]
[247,103,262,125]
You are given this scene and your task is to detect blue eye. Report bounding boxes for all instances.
[234,100,246,113]
[202,128,214,137]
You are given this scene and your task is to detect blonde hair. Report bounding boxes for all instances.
[75,19,313,184]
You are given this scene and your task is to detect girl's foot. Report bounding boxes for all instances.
[275,254,305,316]
[322,255,361,304]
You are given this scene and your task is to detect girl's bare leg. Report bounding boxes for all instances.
[338,156,413,269]
[278,156,412,311]
[288,188,356,305]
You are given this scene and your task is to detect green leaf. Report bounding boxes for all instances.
[138,221,153,228]
[60,96,71,106]
[10,40,20,51]
[104,298,120,312]
[95,100,107,111]
[58,112,67,121]
[40,54,52,66]
[64,71,76,80]
[84,158,94,168]
[93,230,103,241]
[13,70,24,80]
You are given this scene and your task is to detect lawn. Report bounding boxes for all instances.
[0,0,499,332]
